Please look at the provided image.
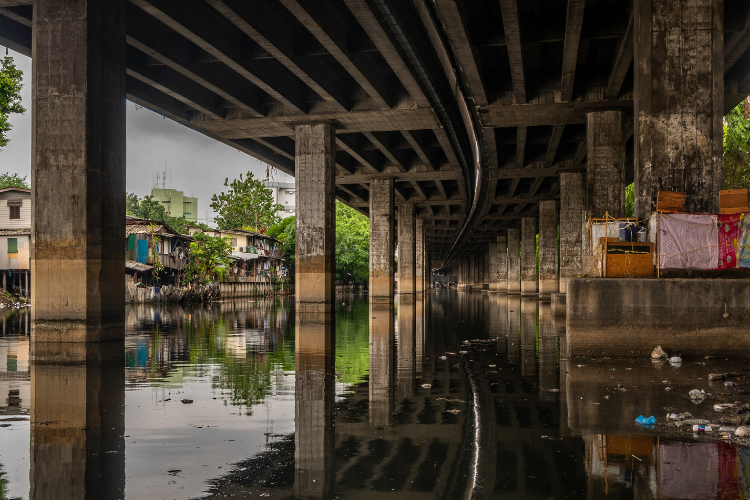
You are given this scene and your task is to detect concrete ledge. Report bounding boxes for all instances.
[567,278,750,357]
[551,293,566,316]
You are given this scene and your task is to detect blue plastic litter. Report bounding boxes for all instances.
[635,415,656,426]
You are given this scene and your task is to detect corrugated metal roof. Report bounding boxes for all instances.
[0,229,30,236]
[125,259,153,272]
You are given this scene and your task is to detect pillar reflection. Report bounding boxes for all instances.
[538,303,558,401]
[30,341,125,500]
[520,299,537,377]
[397,295,416,398]
[506,295,521,364]
[415,296,424,380]
[369,303,395,428]
[294,313,335,499]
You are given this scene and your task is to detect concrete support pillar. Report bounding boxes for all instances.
[483,244,491,284]
[469,254,476,288]
[369,305,394,427]
[295,123,336,313]
[497,235,508,292]
[32,0,126,342]
[559,172,585,293]
[295,313,335,498]
[488,240,498,291]
[30,342,125,499]
[586,110,626,218]
[538,200,559,297]
[520,217,538,296]
[415,219,424,294]
[634,0,724,217]
[507,229,521,294]
[369,178,394,304]
[398,204,416,295]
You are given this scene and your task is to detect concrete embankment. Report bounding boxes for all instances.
[567,278,750,357]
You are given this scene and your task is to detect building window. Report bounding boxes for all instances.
[8,200,21,220]
[232,237,237,247]
[8,238,17,253]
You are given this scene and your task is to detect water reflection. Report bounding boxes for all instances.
[1,294,750,498]
[30,341,125,500]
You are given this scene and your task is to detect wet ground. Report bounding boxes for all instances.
[1,291,750,499]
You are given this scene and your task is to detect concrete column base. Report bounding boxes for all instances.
[539,280,559,297]
[520,281,537,296]
[567,278,750,357]
[507,282,521,295]
[32,320,125,343]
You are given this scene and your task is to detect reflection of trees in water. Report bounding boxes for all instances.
[0,462,19,500]
[126,300,295,414]
[125,299,375,414]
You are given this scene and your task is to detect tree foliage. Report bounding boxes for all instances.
[336,202,369,282]
[625,183,635,217]
[724,98,750,190]
[210,172,283,231]
[267,216,295,276]
[185,232,233,284]
[0,57,25,150]
[126,192,190,234]
[0,172,29,189]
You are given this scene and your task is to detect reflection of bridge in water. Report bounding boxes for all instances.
[3,293,750,498]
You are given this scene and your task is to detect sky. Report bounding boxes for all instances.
[0,50,292,226]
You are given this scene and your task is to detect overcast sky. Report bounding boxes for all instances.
[0,50,292,226]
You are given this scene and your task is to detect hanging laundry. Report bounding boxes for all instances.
[738,214,750,268]
[657,213,718,270]
[718,214,741,269]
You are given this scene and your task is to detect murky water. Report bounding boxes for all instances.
[1,291,750,499]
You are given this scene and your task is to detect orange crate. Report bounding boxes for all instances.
[719,188,748,214]
[656,190,686,213]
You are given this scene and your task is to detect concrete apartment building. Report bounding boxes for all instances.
[150,188,198,222]
[263,181,295,218]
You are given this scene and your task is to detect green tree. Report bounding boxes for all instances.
[0,172,29,189]
[625,183,635,217]
[0,57,25,150]
[336,202,369,282]
[185,232,233,284]
[267,216,295,277]
[126,193,190,234]
[210,172,283,231]
[724,98,750,190]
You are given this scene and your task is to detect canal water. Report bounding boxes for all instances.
[1,291,750,499]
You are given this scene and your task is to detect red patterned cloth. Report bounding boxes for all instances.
[718,214,741,269]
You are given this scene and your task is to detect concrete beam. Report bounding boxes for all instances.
[295,124,336,313]
[586,109,625,218]
[398,203,416,294]
[369,178,395,303]
[499,0,526,104]
[634,0,724,216]
[559,172,585,294]
[32,0,126,342]
[479,99,633,128]
[538,200,558,297]
[507,228,521,294]
[520,217,538,296]
[560,0,585,101]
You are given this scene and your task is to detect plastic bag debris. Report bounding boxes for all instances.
[669,356,682,365]
[708,373,726,381]
[689,389,706,402]
[635,415,657,426]
[421,384,432,389]
[651,346,668,359]
[725,381,738,387]
[735,426,750,437]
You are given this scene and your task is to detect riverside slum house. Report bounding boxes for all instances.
[0,188,30,297]
[185,226,286,281]
[125,216,192,286]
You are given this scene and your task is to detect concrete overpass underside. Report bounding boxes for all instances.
[2,0,750,330]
